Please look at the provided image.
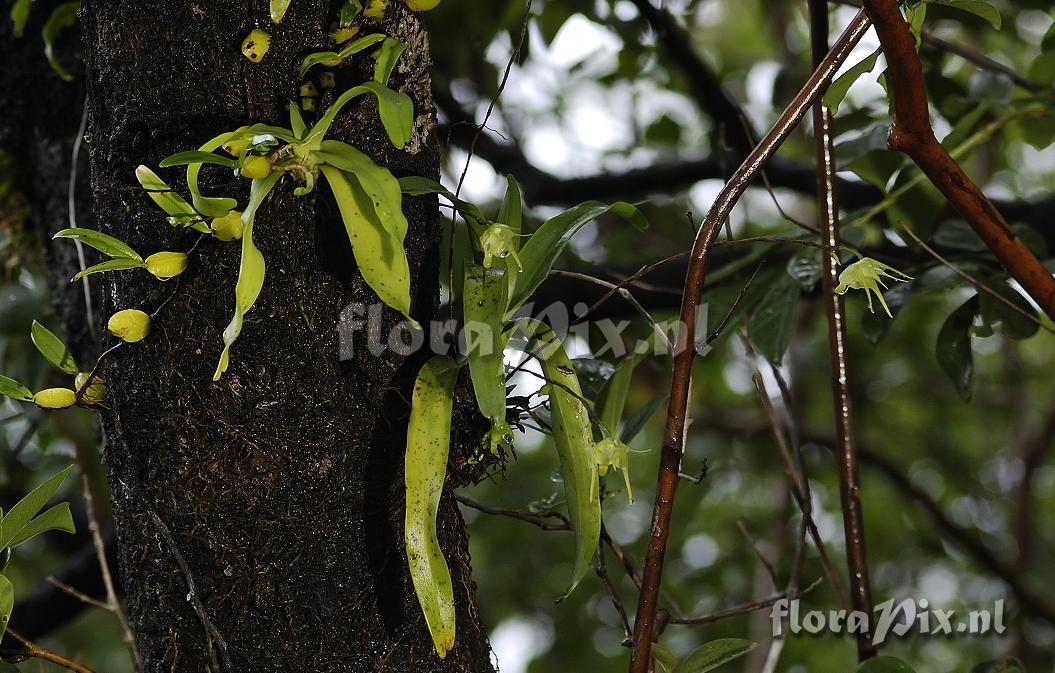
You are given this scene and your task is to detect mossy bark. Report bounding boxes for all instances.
[74,1,493,671]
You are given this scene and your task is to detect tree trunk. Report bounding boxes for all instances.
[75,1,493,671]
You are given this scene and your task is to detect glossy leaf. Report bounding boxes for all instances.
[509,202,648,311]
[0,466,72,549]
[824,47,881,114]
[54,228,141,261]
[299,33,387,79]
[320,166,414,322]
[978,282,1038,340]
[42,2,79,81]
[270,0,292,22]
[405,356,460,659]
[374,37,408,86]
[518,319,600,598]
[857,656,918,673]
[0,576,11,641]
[214,174,280,381]
[72,258,145,281]
[308,81,414,148]
[936,296,977,401]
[134,166,206,231]
[7,502,75,548]
[0,376,33,402]
[747,273,800,364]
[288,103,306,139]
[31,321,79,374]
[184,132,242,218]
[463,264,511,449]
[673,638,757,673]
[316,140,408,239]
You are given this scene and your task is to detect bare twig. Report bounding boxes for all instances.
[3,628,96,673]
[667,578,822,626]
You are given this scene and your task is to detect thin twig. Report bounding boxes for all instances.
[3,628,96,673]
[45,576,110,612]
[667,578,822,626]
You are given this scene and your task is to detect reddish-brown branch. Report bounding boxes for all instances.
[861,0,1055,319]
[627,10,874,672]
[3,629,96,673]
[810,0,876,661]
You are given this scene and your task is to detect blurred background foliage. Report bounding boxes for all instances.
[2,0,1055,671]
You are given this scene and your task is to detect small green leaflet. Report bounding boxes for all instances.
[157,152,237,169]
[299,33,387,79]
[270,0,292,23]
[0,466,73,549]
[463,264,510,448]
[0,576,12,641]
[0,375,33,402]
[54,228,142,261]
[857,656,919,673]
[42,2,79,81]
[931,0,1000,30]
[72,258,146,281]
[374,37,408,86]
[824,48,882,114]
[31,321,79,374]
[936,296,977,401]
[405,356,460,659]
[7,503,75,547]
[11,0,30,36]
[397,176,488,227]
[214,174,280,381]
[135,166,207,231]
[672,639,757,673]
[509,201,649,312]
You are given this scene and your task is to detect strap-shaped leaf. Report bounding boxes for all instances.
[0,376,33,402]
[183,132,242,218]
[463,264,510,445]
[320,166,414,322]
[509,202,648,312]
[316,140,408,239]
[374,37,408,86]
[0,466,72,549]
[270,0,292,22]
[213,174,280,381]
[516,319,600,598]
[31,321,79,374]
[0,576,12,641]
[299,33,387,79]
[54,228,141,261]
[72,258,145,281]
[596,353,643,437]
[673,639,757,673]
[497,175,523,299]
[405,356,460,659]
[134,166,207,231]
[156,151,237,169]
[7,502,75,548]
[398,176,488,227]
[42,2,79,81]
[308,81,414,149]
[288,103,307,139]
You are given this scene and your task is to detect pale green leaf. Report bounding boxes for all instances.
[596,353,644,437]
[0,466,72,549]
[270,0,292,23]
[72,258,145,281]
[0,376,33,402]
[53,228,142,261]
[7,502,75,548]
[157,151,237,169]
[134,166,206,230]
[463,264,510,447]
[308,81,414,149]
[316,140,408,240]
[374,37,408,86]
[299,33,387,79]
[673,639,757,673]
[405,356,460,659]
[31,321,79,374]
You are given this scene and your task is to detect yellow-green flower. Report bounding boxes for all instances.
[108,309,151,343]
[835,257,912,317]
[592,437,634,504]
[74,372,107,405]
[145,252,188,281]
[406,0,442,10]
[479,224,522,270]
[211,211,244,242]
[33,388,77,409]
[363,0,388,18]
[241,29,271,63]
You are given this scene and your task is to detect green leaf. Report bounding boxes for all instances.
[405,356,460,659]
[308,81,414,149]
[270,0,292,22]
[54,228,141,261]
[299,33,387,79]
[978,282,1038,340]
[0,375,33,402]
[7,502,75,548]
[288,103,306,139]
[72,258,145,281]
[158,151,237,169]
[651,643,678,673]
[509,202,648,311]
[398,176,488,225]
[673,639,757,673]
[11,0,30,37]
[824,47,882,114]
[747,273,800,364]
[185,132,243,218]
[596,354,643,437]
[463,264,510,445]
[932,0,1000,29]
[213,173,280,381]
[320,166,414,322]
[619,394,666,444]
[31,321,79,374]
[936,296,977,401]
[517,319,601,598]
[857,656,919,673]
[497,175,524,299]
[134,166,206,231]
[374,37,408,86]
[0,466,73,549]
[0,575,12,641]
[316,140,408,240]
[42,2,79,81]
[971,658,1025,673]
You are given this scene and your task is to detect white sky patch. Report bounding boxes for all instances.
[548,13,622,72]
[489,616,555,673]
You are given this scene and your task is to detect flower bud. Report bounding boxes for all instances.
[145,252,188,281]
[240,155,272,180]
[210,211,244,242]
[222,127,252,157]
[33,388,77,409]
[480,224,522,270]
[406,0,442,10]
[242,29,271,63]
[74,372,107,405]
[108,309,152,342]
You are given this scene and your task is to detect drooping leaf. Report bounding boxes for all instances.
[651,643,679,673]
[398,176,489,226]
[316,140,408,240]
[31,321,79,374]
[0,376,33,403]
[72,258,146,281]
[53,228,142,261]
[7,502,75,548]
[0,576,12,641]
[42,2,79,81]
[184,132,242,218]
[747,273,801,364]
[824,47,882,114]
[405,356,460,659]
[299,33,387,79]
[596,353,643,437]
[978,282,1038,340]
[509,202,648,311]
[673,639,757,673]
[0,466,72,549]
[374,37,408,86]
[320,166,414,322]
[936,296,978,401]
[270,0,292,23]
[213,173,280,381]
[517,319,601,598]
[463,264,511,449]
[308,81,414,149]
[134,166,207,231]
[856,656,919,673]
[933,0,1000,29]
[156,151,238,169]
